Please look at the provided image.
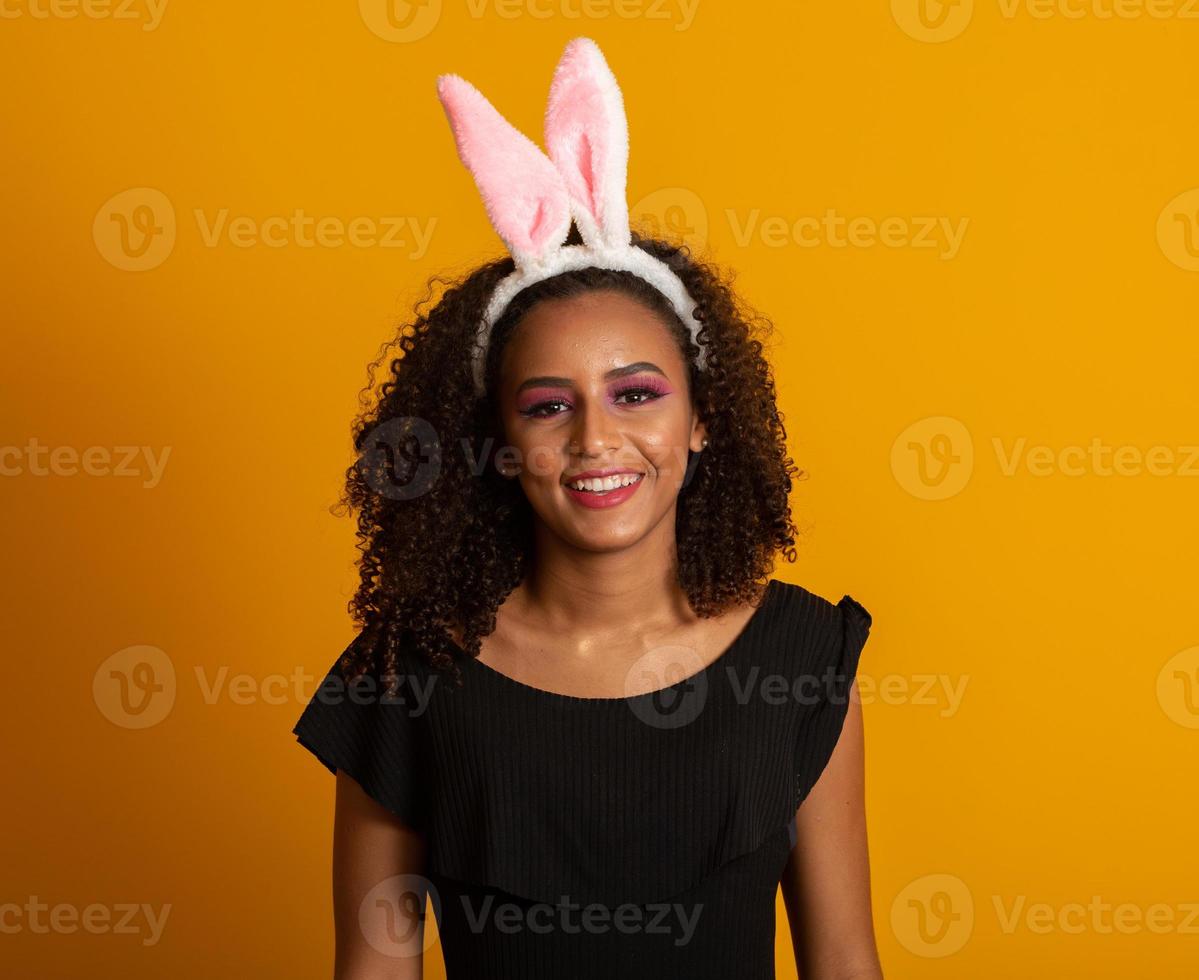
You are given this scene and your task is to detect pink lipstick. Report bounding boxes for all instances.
[562,469,645,510]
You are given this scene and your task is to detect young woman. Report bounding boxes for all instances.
[293,38,880,980]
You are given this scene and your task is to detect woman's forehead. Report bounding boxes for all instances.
[505,291,685,376]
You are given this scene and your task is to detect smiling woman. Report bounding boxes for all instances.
[291,36,881,980]
[330,240,803,688]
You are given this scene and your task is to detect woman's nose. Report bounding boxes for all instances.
[568,396,620,456]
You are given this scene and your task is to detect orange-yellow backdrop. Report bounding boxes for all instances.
[3,1,1197,977]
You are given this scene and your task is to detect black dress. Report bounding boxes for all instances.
[292,578,873,979]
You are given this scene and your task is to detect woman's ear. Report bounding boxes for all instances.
[689,416,708,453]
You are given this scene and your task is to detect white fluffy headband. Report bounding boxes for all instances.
[435,37,706,398]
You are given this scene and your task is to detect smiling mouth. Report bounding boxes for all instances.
[564,473,645,494]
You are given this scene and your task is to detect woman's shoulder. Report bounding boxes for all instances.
[764,578,874,666]
[770,577,871,621]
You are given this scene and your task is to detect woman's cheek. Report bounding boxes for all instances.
[640,432,691,482]
[522,443,563,482]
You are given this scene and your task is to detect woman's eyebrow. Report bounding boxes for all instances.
[515,361,667,394]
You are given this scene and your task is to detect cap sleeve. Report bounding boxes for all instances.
[292,631,426,832]
[793,594,872,809]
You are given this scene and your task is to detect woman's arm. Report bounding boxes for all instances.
[779,683,883,979]
[332,770,429,979]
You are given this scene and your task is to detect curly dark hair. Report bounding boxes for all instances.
[333,226,802,692]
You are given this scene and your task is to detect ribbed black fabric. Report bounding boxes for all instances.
[293,578,872,979]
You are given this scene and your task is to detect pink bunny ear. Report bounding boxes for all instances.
[437,73,572,268]
[544,37,631,250]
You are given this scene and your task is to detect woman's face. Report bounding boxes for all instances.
[495,288,707,553]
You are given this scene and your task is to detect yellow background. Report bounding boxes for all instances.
[3,1,1197,977]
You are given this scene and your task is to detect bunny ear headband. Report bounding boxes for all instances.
[436,36,706,398]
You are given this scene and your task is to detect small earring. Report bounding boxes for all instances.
[701,437,709,449]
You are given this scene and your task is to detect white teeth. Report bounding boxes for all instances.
[568,473,643,492]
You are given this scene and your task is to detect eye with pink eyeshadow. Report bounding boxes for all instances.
[516,387,573,419]
[609,375,672,405]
